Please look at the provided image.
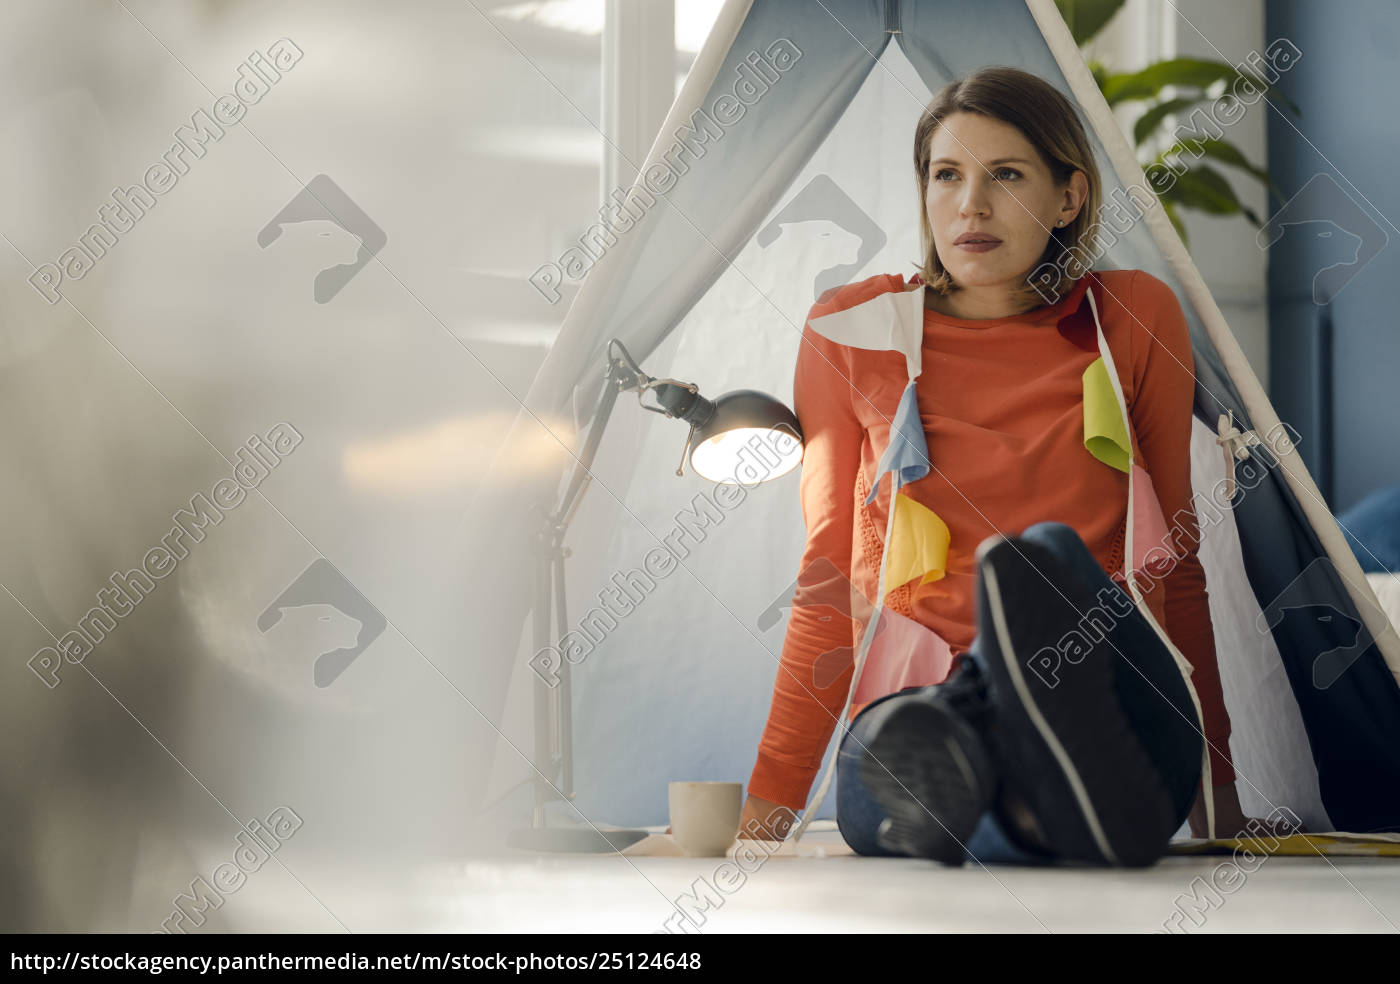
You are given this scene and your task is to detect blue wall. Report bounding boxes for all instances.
[1265,0,1400,514]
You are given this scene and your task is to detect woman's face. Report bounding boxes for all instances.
[924,111,1086,295]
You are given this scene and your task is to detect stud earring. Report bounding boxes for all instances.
[1056,219,1065,226]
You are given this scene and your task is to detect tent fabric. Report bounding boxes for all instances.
[473,0,1400,837]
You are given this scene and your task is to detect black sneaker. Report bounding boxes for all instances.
[969,533,1178,867]
[857,673,998,866]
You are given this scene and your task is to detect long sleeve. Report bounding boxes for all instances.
[1127,270,1236,785]
[747,308,866,810]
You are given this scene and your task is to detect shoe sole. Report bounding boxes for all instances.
[858,697,994,865]
[974,535,1176,867]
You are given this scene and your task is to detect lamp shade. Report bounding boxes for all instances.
[688,389,804,484]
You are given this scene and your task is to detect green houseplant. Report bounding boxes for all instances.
[1057,0,1299,248]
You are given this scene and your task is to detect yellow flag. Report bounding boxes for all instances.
[1082,355,1131,474]
[884,492,950,602]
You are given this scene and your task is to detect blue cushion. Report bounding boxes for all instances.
[1336,485,1400,574]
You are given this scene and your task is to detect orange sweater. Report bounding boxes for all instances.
[748,268,1235,811]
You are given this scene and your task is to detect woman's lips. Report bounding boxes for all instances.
[956,240,1002,253]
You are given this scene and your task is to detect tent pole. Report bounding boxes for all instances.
[1315,303,1334,505]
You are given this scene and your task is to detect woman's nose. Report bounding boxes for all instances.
[957,187,991,218]
[960,182,991,217]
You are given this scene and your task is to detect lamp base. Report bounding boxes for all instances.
[505,826,649,853]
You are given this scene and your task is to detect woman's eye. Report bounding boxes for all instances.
[933,167,1019,181]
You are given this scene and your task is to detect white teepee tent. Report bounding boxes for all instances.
[467,0,1400,838]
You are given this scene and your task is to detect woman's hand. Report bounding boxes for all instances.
[737,793,797,841]
[1188,782,1304,840]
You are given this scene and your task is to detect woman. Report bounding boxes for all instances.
[739,66,1274,865]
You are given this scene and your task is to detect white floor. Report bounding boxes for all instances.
[206,825,1400,933]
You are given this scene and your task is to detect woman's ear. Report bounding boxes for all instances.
[1060,170,1090,223]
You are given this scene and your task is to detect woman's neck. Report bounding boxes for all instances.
[925,286,1036,321]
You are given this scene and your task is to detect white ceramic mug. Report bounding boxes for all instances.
[668,781,742,857]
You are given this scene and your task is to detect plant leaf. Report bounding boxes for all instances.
[1133,96,1202,147]
[1087,58,1110,92]
[1054,0,1127,46]
[1153,163,1243,216]
[1100,57,1275,107]
[1159,199,1189,249]
[1160,137,1284,205]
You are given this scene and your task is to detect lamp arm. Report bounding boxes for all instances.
[525,338,712,824]
[606,339,715,427]
[547,338,718,518]
[550,357,627,536]
[528,352,628,817]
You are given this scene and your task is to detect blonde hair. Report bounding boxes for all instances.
[913,65,1102,309]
